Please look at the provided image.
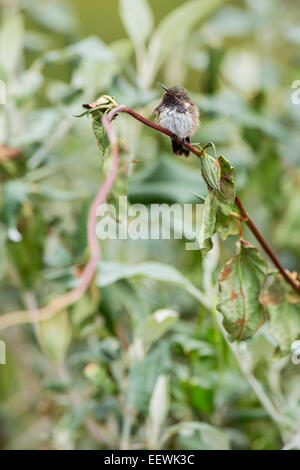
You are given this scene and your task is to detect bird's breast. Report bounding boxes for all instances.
[158,108,198,138]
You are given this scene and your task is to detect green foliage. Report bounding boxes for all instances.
[1,0,300,452]
[218,240,267,341]
[199,155,235,255]
[260,276,300,356]
[37,310,72,363]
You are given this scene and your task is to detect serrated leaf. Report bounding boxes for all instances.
[199,155,235,255]
[218,239,268,341]
[119,0,154,46]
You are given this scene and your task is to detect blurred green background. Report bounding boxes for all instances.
[0,0,300,450]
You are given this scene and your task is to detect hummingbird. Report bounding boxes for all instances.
[155,83,200,157]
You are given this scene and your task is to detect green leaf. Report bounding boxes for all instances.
[128,344,170,413]
[260,276,300,355]
[71,294,96,328]
[37,310,72,363]
[199,155,235,255]
[201,153,220,191]
[97,260,189,287]
[0,12,23,77]
[199,195,216,255]
[92,115,107,156]
[140,0,225,86]
[221,214,240,240]
[24,0,77,34]
[97,260,209,309]
[218,239,268,341]
[119,0,154,46]
[275,191,300,255]
[0,224,6,280]
[130,156,207,204]
[12,108,59,147]
[3,180,29,235]
[43,36,113,65]
[144,308,179,351]
[163,422,230,450]
[147,375,169,448]
[43,234,72,268]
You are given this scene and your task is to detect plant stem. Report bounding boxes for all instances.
[113,105,300,294]
[1,102,299,333]
[235,196,300,293]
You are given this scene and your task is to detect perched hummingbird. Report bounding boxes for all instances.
[155,83,200,157]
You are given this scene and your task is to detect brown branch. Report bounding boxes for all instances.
[235,196,300,293]
[1,101,299,333]
[0,111,120,332]
[111,105,300,294]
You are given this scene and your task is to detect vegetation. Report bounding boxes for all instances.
[1,0,300,450]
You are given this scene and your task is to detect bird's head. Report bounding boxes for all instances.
[157,83,190,104]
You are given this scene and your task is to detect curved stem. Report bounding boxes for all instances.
[1,102,299,333]
[0,110,120,332]
[112,106,300,294]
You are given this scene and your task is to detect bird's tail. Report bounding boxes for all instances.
[171,138,190,157]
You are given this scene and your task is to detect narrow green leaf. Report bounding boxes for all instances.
[199,155,235,255]
[0,12,23,76]
[201,153,220,191]
[119,0,154,46]
[147,375,169,448]
[199,194,216,255]
[37,310,72,363]
[97,260,190,287]
[92,115,107,156]
[128,344,170,413]
[43,36,113,64]
[3,180,29,234]
[140,0,225,86]
[218,239,268,341]
[144,309,179,351]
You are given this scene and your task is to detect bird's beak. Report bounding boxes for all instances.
[157,83,170,93]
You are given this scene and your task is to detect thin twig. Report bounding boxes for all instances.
[235,196,300,293]
[0,110,120,332]
[111,106,300,294]
[1,103,299,332]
